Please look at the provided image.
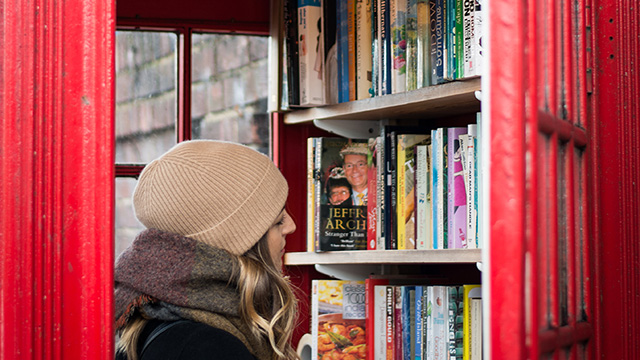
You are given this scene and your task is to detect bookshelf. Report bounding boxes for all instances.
[285,248,482,265]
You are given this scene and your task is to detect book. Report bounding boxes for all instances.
[371,0,379,97]
[466,124,477,249]
[397,133,430,249]
[322,0,339,104]
[434,128,448,249]
[462,285,481,360]
[394,286,404,360]
[469,298,482,360]
[386,286,396,360]
[298,0,325,106]
[337,0,350,103]
[368,279,391,360]
[429,0,445,85]
[307,137,317,251]
[415,144,433,250]
[312,280,367,360]
[447,127,468,249]
[473,0,483,77]
[368,137,379,249]
[401,286,416,360]
[376,134,386,249]
[455,0,464,78]
[356,0,373,99]
[379,0,393,95]
[431,286,448,360]
[405,0,418,91]
[348,0,358,101]
[315,138,369,251]
[462,0,475,76]
[448,286,464,360]
[390,0,407,93]
[414,285,425,360]
[416,0,430,88]
[284,0,300,106]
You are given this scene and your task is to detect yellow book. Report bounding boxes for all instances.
[463,284,482,360]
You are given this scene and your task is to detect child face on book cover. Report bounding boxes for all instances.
[329,185,351,205]
[266,209,296,268]
[343,154,368,193]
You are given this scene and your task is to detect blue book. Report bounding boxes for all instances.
[414,285,424,360]
[338,0,350,103]
[430,129,439,248]
[402,286,416,360]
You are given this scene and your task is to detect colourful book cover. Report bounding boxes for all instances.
[405,0,418,91]
[415,144,433,250]
[466,124,477,249]
[367,137,379,250]
[356,0,373,99]
[429,0,445,85]
[430,129,439,249]
[431,286,448,360]
[298,0,325,106]
[386,286,396,360]
[307,137,317,251]
[396,133,430,249]
[435,128,448,249]
[447,127,468,249]
[416,0,430,88]
[448,286,463,359]
[312,280,367,360]
[317,138,369,251]
[389,0,407,93]
[394,286,404,360]
[462,285,481,360]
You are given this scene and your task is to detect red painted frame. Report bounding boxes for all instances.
[1,0,115,358]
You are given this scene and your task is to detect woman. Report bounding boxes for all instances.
[115,140,298,360]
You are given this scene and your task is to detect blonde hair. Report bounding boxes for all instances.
[116,234,300,360]
[234,234,299,360]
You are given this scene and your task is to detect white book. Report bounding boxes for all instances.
[298,0,325,106]
[374,285,389,360]
[416,144,433,249]
[431,286,448,360]
[473,0,483,76]
[435,128,446,250]
[470,298,483,360]
[466,124,478,249]
[462,0,475,76]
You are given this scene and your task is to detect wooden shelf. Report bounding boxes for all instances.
[284,249,482,265]
[283,77,481,124]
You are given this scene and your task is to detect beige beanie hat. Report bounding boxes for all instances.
[132,140,288,255]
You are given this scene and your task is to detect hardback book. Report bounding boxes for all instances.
[462,285,481,360]
[405,0,419,91]
[447,127,468,249]
[311,280,367,360]
[416,0,430,88]
[389,0,407,94]
[322,0,339,104]
[376,134,386,250]
[434,128,448,249]
[401,286,417,360]
[379,0,393,95]
[356,0,373,99]
[284,0,300,106]
[461,0,475,76]
[315,137,369,251]
[337,0,350,103]
[386,286,396,360]
[414,285,425,360]
[415,144,433,250]
[396,133,430,249]
[430,129,439,249]
[307,137,317,251]
[429,0,445,85]
[298,0,325,106]
[367,137,379,250]
[394,286,405,360]
[348,0,358,101]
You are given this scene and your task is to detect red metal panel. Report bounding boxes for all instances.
[0,0,115,358]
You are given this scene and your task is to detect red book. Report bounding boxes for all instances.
[365,277,390,360]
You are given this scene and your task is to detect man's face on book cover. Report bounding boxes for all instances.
[343,154,368,192]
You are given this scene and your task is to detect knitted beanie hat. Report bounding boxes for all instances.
[132,140,288,255]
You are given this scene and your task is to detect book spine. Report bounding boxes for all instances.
[314,137,323,251]
[466,124,477,249]
[338,0,350,102]
[425,286,434,360]
[432,286,448,360]
[375,284,391,360]
[348,0,358,101]
[285,0,300,106]
[390,0,407,94]
[379,0,392,95]
[455,0,464,78]
[311,280,320,358]
[357,0,373,99]
[430,0,445,84]
[368,137,379,250]
[377,135,386,249]
[414,285,424,360]
[462,285,481,360]
[405,0,418,91]
[447,127,468,249]
[444,0,455,80]
[389,131,398,249]
[441,129,448,248]
[469,298,482,360]
[371,0,379,97]
[298,0,325,106]
[323,0,338,104]
[397,135,407,249]
[462,0,474,76]
[415,145,428,250]
[430,129,439,249]
[386,286,396,360]
[394,286,404,360]
[473,0,483,76]
[307,137,316,251]
[416,0,430,88]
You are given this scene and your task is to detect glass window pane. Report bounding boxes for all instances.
[115,178,145,259]
[115,30,178,163]
[191,33,270,155]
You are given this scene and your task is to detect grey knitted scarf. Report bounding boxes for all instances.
[115,228,273,360]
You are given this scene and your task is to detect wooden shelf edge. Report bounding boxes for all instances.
[284,248,482,265]
[283,77,481,124]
